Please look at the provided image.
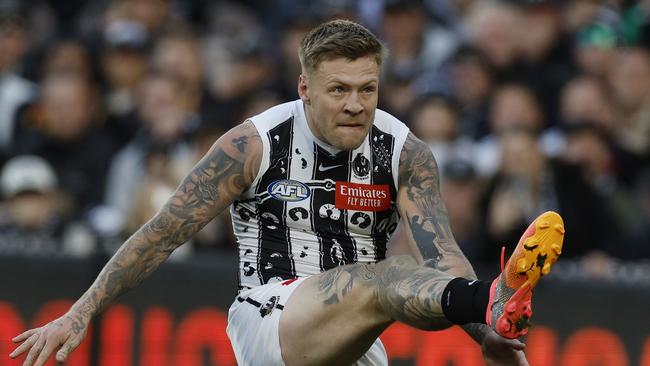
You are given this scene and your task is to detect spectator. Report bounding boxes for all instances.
[40,39,95,82]
[607,47,650,178]
[202,2,274,125]
[100,19,150,147]
[464,1,522,79]
[379,0,457,119]
[474,83,546,178]
[150,29,222,129]
[447,47,495,140]
[409,94,474,175]
[382,0,460,77]
[104,72,197,225]
[478,129,611,260]
[0,155,95,257]
[573,22,619,78]
[516,2,577,128]
[560,75,615,131]
[11,72,116,213]
[562,122,643,259]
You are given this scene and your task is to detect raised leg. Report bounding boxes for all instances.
[279,255,455,366]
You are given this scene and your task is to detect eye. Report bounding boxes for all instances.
[363,86,376,94]
[330,86,345,94]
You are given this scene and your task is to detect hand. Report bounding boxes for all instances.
[481,329,529,366]
[9,312,89,366]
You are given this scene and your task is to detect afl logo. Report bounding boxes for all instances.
[268,179,311,202]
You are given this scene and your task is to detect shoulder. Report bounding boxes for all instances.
[373,108,409,134]
[248,100,302,134]
[216,120,263,160]
[198,120,263,190]
[398,132,439,185]
[400,132,428,155]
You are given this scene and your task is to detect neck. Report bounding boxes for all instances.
[303,102,318,137]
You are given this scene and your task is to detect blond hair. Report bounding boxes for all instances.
[299,19,385,73]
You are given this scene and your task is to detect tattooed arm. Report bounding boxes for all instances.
[396,132,475,277]
[396,132,490,344]
[10,121,262,366]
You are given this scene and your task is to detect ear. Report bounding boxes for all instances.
[298,74,310,105]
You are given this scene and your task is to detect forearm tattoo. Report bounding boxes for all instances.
[70,121,261,321]
[398,133,490,342]
[398,133,475,277]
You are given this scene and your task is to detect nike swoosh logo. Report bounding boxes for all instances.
[468,280,477,286]
[318,163,344,172]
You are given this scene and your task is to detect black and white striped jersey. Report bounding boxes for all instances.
[231,100,410,290]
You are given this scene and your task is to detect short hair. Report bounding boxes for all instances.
[298,19,386,73]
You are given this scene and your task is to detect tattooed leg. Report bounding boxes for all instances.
[375,255,454,331]
[279,255,456,366]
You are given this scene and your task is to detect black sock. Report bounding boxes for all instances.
[441,277,490,325]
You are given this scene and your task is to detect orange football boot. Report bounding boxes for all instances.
[486,211,565,339]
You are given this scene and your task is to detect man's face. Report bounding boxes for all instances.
[299,56,379,151]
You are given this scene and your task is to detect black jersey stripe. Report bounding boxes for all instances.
[370,125,400,261]
[368,134,378,263]
[311,145,355,271]
[255,117,296,284]
[344,151,358,264]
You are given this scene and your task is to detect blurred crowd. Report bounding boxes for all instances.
[0,0,649,274]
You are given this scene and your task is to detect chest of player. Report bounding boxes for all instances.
[254,160,397,237]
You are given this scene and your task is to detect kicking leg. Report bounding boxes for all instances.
[279,255,455,366]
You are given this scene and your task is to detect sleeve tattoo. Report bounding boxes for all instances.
[69,121,262,324]
[398,132,474,277]
[397,132,490,342]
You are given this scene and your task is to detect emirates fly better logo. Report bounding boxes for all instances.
[335,182,390,211]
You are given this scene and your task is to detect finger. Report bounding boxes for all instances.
[496,336,526,351]
[9,333,39,358]
[34,337,61,366]
[56,338,79,363]
[13,329,38,343]
[507,338,526,351]
[23,336,46,366]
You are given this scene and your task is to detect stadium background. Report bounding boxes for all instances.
[0,0,649,365]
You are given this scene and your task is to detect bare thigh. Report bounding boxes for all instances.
[278,254,458,365]
[278,261,393,366]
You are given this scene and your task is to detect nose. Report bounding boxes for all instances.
[344,92,363,115]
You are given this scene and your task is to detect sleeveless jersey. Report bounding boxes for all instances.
[231,100,410,290]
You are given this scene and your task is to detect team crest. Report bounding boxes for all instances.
[353,153,370,178]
